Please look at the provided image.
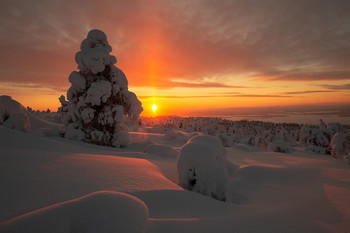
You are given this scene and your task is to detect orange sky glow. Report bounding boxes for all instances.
[0,0,350,123]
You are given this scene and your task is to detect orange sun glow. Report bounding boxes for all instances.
[152,104,157,111]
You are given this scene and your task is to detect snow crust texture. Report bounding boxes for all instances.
[177,135,230,201]
[61,29,143,147]
[0,191,149,233]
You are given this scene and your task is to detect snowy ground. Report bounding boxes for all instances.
[1,120,350,232]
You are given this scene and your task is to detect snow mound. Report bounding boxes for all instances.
[177,135,229,202]
[0,95,30,131]
[0,191,149,233]
[330,132,349,159]
[163,131,188,141]
[267,140,294,153]
[0,96,62,136]
[144,144,178,158]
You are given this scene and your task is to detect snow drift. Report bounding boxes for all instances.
[0,95,30,131]
[0,95,62,136]
[0,191,149,233]
[177,135,230,201]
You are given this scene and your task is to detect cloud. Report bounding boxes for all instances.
[320,84,350,90]
[139,93,292,99]
[149,80,247,89]
[254,71,350,82]
[0,0,350,91]
[0,81,66,95]
[138,95,213,99]
[282,90,335,95]
[171,81,246,88]
[229,94,292,98]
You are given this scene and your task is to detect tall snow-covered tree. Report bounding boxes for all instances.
[62,29,143,147]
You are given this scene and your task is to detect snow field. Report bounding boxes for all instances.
[1,98,350,232]
[1,125,350,232]
[1,191,149,233]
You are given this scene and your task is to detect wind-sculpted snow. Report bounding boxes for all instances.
[177,135,230,201]
[0,95,30,131]
[0,191,149,233]
[0,96,62,136]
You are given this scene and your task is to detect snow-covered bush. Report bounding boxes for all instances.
[62,29,143,147]
[298,123,332,148]
[177,135,229,202]
[305,146,326,154]
[255,135,269,150]
[329,132,349,159]
[298,125,313,146]
[217,133,233,147]
[327,122,343,137]
[0,191,149,233]
[267,140,294,153]
[0,95,30,131]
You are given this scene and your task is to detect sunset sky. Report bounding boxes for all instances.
[0,0,349,120]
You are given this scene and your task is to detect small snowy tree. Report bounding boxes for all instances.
[62,29,143,147]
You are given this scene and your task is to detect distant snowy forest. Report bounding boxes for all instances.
[24,107,350,163]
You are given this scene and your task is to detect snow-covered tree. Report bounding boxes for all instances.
[62,29,143,147]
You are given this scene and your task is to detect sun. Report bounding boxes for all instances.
[152,104,157,111]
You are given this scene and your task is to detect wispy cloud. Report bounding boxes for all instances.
[229,94,292,98]
[139,94,292,99]
[0,81,67,94]
[139,95,212,99]
[254,71,350,82]
[171,81,246,89]
[320,84,350,90]
[282,90,335,95]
